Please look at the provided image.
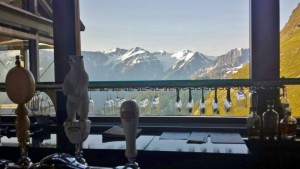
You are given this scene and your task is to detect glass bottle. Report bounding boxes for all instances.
[262,100,279,141]
[280,106,297,141]
[246,106,261,140]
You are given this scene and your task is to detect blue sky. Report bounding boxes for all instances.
[80,0,299,56]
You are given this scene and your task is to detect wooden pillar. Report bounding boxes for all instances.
[28,34,40,81]
[22,0,40,81]
[52,0,81,148]
[250,0,280,116]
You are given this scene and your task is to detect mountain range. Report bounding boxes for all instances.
[82,47,249,81]
[0,47,250,82]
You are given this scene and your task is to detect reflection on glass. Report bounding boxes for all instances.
[88,90,94,113]
[200,88,206,115]
[187,88,194,113]
[175,88,182,113]
[249,87,258,108]
[212,88,219,115]
[116,93,121,108]
[109,93,115,114]
[236,87,247,108]
[39,96,50,116]
[104,93,112,114]
[131,94,137,103]
[280,86,289,112]
[224,87,232,114]
[27,91,43,116]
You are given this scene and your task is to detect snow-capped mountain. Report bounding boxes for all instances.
[163,50,212,80]
[111,47,164,80]
[0,47,249,82]
[83,47,216,81]
[191,48,250,79]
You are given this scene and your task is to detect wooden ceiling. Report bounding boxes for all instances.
[0,0,84,47]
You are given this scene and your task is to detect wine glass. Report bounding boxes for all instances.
[224,87,232,114]
[212,88,219,115]
[174,88,182,113]
[249,87,258,108]
[109,93,115,114]
[187,88,194,114]
[139,98,146,114]
[88,90,95,113]
[115,92,122,115]
[139,91,149,115]
[200,88,206,115]
[151,91,160,109]
[28,91,42,116]
[104,92,112,115]
[236,87,247,108]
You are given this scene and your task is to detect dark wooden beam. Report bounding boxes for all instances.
[0,2,53,37]
[22,0,40,82]
[250,0,280,117]
[0,25,53,44]
[250,0,280,81]
[38,0,53,19]
[28,33,40,81]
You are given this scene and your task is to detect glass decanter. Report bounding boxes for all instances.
[246,106,261,140]
[262,100,279,141]
[280,106,297,141]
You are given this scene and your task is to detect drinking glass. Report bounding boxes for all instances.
[224,87,232,114]
[200,88,206,115]
[175,88,182,113]
[212,88,219,115]
[236,87,247,108]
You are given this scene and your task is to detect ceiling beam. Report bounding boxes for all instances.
[38,0,53,19]
[0,25,53,44]
[0,2,53,37]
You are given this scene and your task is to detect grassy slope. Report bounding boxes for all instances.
[280,3,300,116]
[195,64,250,116]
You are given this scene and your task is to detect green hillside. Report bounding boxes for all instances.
[280,3,300,117]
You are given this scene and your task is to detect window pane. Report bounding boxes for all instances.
[280,1,300,117]
[80,0,250,81]
[39,48,54,82]
[79,0,251,117]
[0,38,25,82]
